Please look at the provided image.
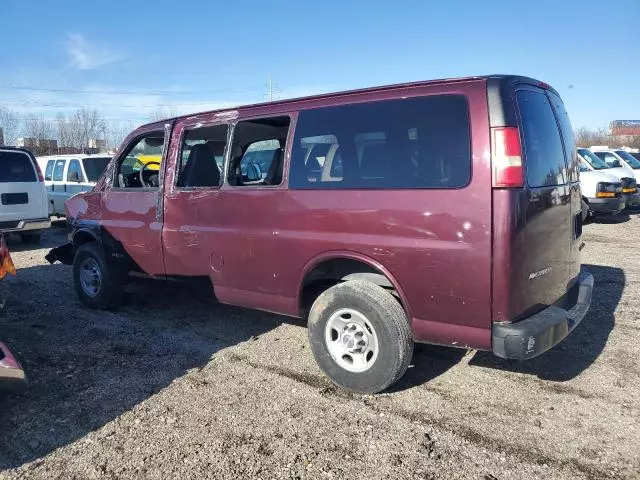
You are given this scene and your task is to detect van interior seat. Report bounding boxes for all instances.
[360,143,394,180]
[264,148,284,185]
[183,143,220,187]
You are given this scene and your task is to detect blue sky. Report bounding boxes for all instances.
[1,0,639,128]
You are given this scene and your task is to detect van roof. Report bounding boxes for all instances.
[139,74,555,129]
[37,154,89,160]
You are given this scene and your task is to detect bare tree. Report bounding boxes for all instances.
[23,113,54,140]
[72,109,106,152]
[104,120,135,152]
[55,109,107,152]
[56,112,70,150]
[148,107,176,122]
[0,106,20,145]
[574,127,620,148]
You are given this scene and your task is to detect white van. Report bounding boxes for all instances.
[578,148,640,208]
[37,155,111,217]
[578,161,625,218]
[0,147,50,243]
[589,146,640,183]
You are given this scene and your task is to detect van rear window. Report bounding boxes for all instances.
[517,90,567,188]
[289,95,471,189]
[0,151,37,183]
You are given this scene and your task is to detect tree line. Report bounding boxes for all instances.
[2,105,640,155]
[574,127,640,149]
[0,106,174,156]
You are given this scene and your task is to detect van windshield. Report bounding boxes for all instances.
[82,156,111,182]
[578,149,610,170]
[615,150,640,169]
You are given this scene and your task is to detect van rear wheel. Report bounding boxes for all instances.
[73,243,124,310]
[308,280,413,394]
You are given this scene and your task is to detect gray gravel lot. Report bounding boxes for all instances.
[0,216,639,479]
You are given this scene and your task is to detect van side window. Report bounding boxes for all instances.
[227,116,290,187]
[596,152,621,168]
[177,124,228,188]
[289,95,471,189]
[45,160,55,181]
[67,159,84,182]
[53,159,66,182]
[517,90,567,188]
[114,132,164,189]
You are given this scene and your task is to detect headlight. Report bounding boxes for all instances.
[622,178,637,193]
[596,182,620,198]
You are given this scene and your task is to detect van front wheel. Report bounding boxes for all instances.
[73,243,124,310]
[308,280,413,394]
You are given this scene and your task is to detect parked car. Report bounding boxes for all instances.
[0,235,24,390]
[577,148,640,210]
[47,75,593,394]
[0,147,50,243]
[37,154,111,217]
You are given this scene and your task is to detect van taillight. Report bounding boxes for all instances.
[492,127,524,188]
[33,161,44,182]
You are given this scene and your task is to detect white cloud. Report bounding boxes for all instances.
[66,34,124,70]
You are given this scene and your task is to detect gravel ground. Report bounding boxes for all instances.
[0,216,639,480]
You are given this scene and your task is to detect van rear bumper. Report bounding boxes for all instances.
[0,218,51,233]
[492,271,594,360]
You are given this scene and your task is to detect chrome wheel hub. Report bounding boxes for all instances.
[79,258,102,297]
[325,308,379,373]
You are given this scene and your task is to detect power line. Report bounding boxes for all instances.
[1,99,243,109]
[0,84,263,96]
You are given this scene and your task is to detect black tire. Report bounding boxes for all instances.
[581,199,592,224]
[20,232,41,244]
[73,242,124,310]
[308,280,413,394]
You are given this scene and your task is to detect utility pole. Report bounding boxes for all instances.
[265,75,280,102]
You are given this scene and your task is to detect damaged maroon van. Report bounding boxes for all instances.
[47,75,593,394]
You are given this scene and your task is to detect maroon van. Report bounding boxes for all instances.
[47,75,593,394]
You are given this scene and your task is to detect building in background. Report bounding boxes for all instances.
[610,120,640,142]
[88,138,106,152]
[16,137,37,149]
[17,137,58,155]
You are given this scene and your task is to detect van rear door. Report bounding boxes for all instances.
[516,87,574,316]
[0,149,47,226]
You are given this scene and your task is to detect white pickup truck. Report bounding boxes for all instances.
[37,154,111,217]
